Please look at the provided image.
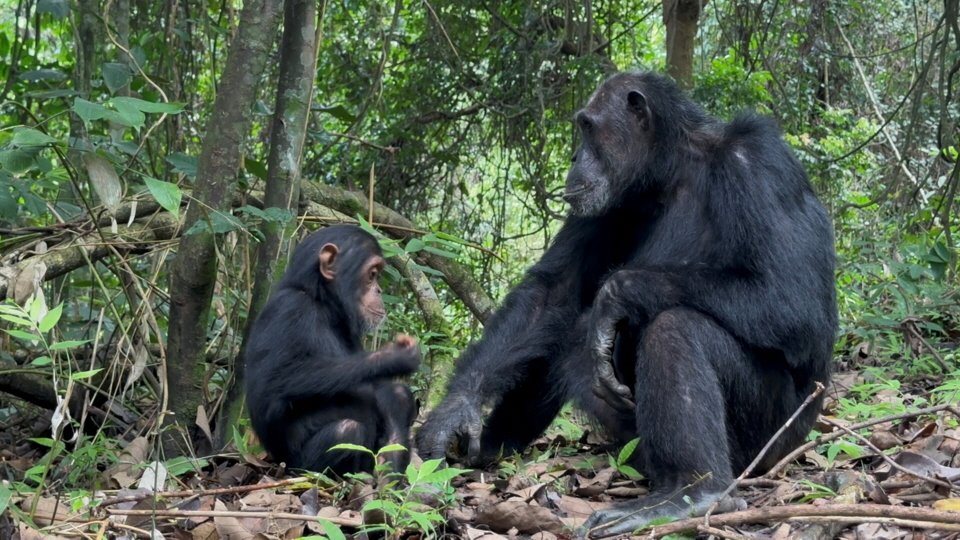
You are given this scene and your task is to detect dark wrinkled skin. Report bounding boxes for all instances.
[416,72,837,536]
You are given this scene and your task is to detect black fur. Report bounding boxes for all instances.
[417,72,837,535]
[246,225,419,476]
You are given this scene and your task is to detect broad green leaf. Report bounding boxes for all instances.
[30,356,52,366]
[110,98,145,129]
[71,368,104,380]
[405,461,418,485]
[0,150,35,173]
[48,340,90,351]
[244,158,267,181]
[102,63,131,94]
[618,465,642,479]
[112,96,185,114]
[184,212,243,235]
[38,303,62,333]
[72,98,109,124]
[165,456,209,476]
[315,104,356,123]
[318,519,347,540]
[166,152,198,178]
[408,261,445,277]
[12,128,59,147]
[144,177,182,218]
[419,467,470,484]
[417,458,441,480]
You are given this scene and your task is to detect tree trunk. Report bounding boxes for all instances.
[222,0,321,445]
[663,0,708,88]
[164,0,283,457]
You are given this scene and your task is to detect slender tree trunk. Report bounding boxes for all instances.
[220,0,321,445]
[164,0,283,457]
[663,0,708,88]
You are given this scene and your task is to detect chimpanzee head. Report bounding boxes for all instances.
[284,225,386,334]
[564,72,692,216]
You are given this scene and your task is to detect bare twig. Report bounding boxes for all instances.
[764,402,956,478]
[98,476,313,507]
[105,508,361,528]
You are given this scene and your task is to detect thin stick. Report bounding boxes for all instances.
[823,416,956,491]
[764,402,955,478]
[704,382,824,524]
[105,508,360,528]
[97,476,312,507]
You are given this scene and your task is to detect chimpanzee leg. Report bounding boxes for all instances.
[373,382,417,472]
[583,308,751,536]
[295,417,378,477]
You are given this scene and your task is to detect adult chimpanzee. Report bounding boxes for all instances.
[246,225,420,476]
[417,71,837,535]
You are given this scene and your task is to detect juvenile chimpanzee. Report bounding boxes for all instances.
[246,225,420,476]
[417,71,837,535]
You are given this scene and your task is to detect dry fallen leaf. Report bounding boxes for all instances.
[475,499,564,535]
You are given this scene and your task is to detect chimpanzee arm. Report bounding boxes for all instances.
[417,219,595,460]
[276,346,420,403]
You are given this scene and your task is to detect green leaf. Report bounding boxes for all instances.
[72,98,108,124]
[0,483,12,516]
[38,303,62,333]
[165,456,209,476]
[0,150,35,173]
[70,368,104,380]
[111,96,185,114]
[376,443,406,454]
[12,128,59,147]
[3,329,38,341]
[328,443,374,455]
[102,63,131,94]
[405,239,425,253]
[244,158,267,181]
[417,458,441,480]
[184,212,243,235]
[617,437,640,466]
[18,69,67,82]
[110,98,145,129]
[422,245,457,258]
[405,461,418,485]
[30,356,52,366]
[407,262,444,277]
[166,152,198,178]
[618,465,642,479]
[144,177,182,218]
[318,518,347,540]
[419,467,469,484]
[315,104,356,123]
[48,340,90,350]
[0,314,32,326]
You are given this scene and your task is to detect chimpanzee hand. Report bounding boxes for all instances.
[589,277,635,413]
[415,392,483,462]
[373,334,421,374]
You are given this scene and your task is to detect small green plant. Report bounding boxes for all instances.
[609,438,643,480]
[797,479,837,503]
[330,443,469,537]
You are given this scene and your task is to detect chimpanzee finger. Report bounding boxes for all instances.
[595,358,635,412]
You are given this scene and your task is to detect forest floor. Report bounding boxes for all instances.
[5,366,960,540]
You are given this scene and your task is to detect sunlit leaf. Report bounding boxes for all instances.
[144,177,182,218]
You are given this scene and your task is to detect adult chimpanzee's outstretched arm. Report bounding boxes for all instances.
[417,219,596,461]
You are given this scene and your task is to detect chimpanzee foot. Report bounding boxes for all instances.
[579,486,736,537]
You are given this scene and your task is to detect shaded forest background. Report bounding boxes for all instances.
[0,0,959,534]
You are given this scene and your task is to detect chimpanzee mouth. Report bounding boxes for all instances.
[562,187,589,201]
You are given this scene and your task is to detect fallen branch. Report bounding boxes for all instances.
[104,508,361,528]
[97,476,315,507]
[635,503,960,539]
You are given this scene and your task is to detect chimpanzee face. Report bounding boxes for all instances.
[564,75,654,217]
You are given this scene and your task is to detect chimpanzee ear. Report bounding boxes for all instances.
[627,90,651,131]
[319,243,339,280]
